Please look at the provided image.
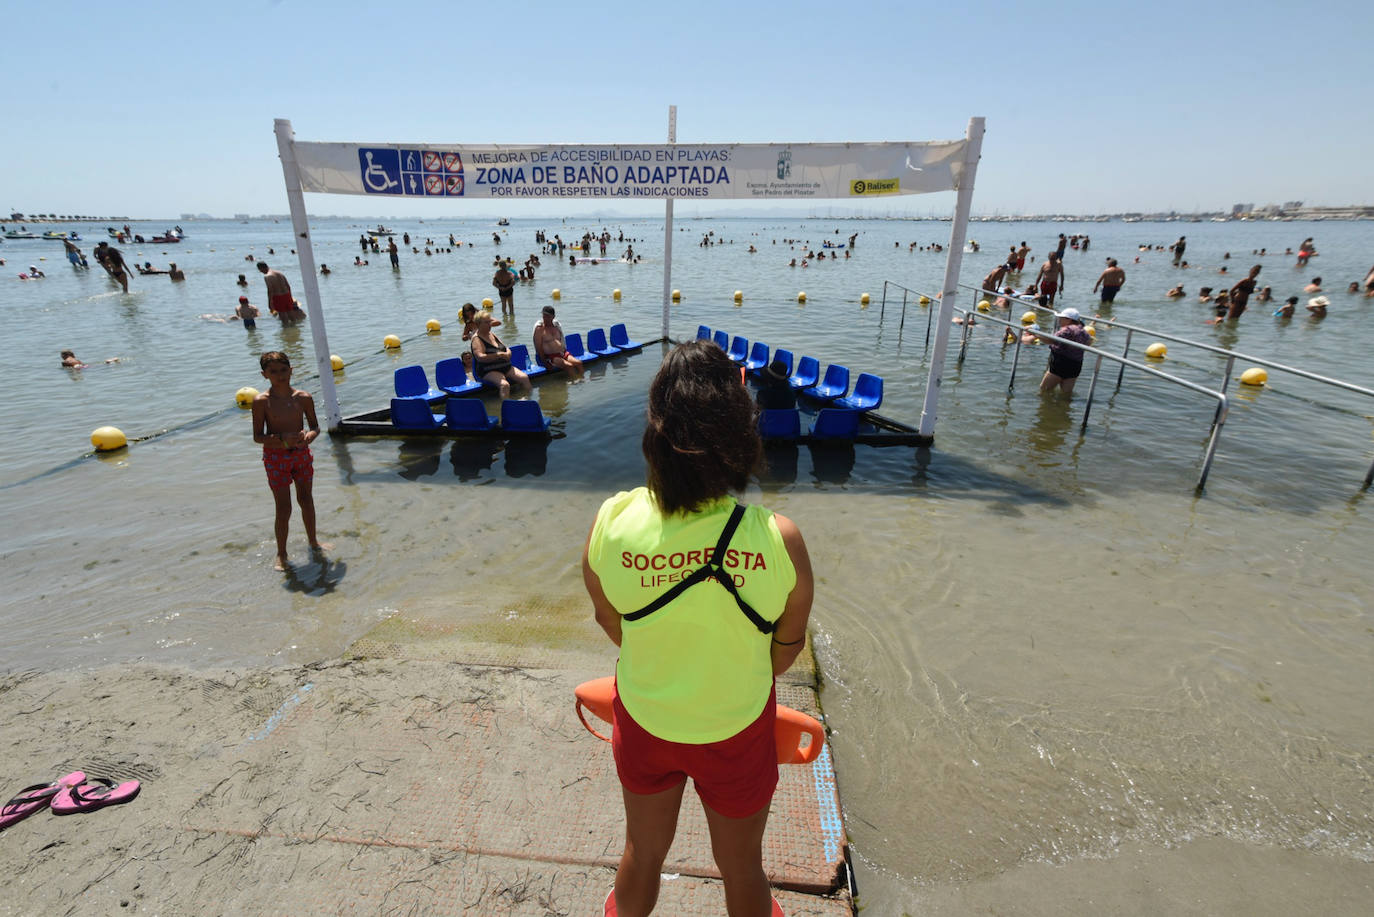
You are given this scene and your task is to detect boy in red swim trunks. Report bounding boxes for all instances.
[252,351,328,569]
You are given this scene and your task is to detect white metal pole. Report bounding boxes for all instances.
[660,105,676,339]
[274,119,342,430]
[917,117,986,442]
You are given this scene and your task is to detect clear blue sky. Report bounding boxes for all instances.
[9,0,1372,219]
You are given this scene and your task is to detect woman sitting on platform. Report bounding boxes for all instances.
[470,310,528,398]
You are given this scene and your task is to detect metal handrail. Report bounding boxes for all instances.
[956,282,1374,399]
[879,280,937,346]
[946,305,1230,492]
[956,281,1374,487]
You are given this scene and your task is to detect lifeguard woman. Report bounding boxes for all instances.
[583,340,814,917]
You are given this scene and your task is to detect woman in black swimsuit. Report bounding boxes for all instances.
[470,310,529,398]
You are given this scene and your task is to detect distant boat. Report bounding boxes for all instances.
[149,234,181,244]
[369,225,395,236]
[497,219,510,226]
[5,230,37,239]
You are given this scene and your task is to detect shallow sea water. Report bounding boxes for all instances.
[2,215,1371,906]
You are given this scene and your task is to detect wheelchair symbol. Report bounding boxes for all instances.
[360,150,400,193]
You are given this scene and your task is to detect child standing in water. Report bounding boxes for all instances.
[252,351,328,569]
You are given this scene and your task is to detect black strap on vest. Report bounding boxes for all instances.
[623,503,776,635]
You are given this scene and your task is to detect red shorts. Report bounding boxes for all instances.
[270,292,294,314]
[263,446,313,491]
[612,683,778,819]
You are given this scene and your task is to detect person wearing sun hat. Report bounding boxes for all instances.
[755,359,797,410]
[1040,306,1093,395]
[1306,295,1329,319]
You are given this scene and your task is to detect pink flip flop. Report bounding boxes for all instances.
[50,777,141,816]
[0,771,85,831]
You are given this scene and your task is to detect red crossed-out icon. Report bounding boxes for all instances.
[424,174,444,195]
[445,174,464,195]
[442,152,463,173]
[422,151,443,172]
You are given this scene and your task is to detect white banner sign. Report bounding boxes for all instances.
[290,141,968,201]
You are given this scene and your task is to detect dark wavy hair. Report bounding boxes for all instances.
[643,340,761,515]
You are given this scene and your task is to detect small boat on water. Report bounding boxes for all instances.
[497,219,510,226]
[369,225,395,236]
[5,230,37,239]
[149,234,181,244]
[42,231,80,240]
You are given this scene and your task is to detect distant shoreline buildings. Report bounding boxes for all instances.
[7,204,1374,224]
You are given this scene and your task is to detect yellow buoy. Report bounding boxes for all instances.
[90,426,127,452]
[383,334,402,349]
[1240,367,1268,386]
[425,318,441,333]
[977,299,991,312]
[235,386,259,407]
[1021,311,1037,325]
[481,297,494,308]
[918,295,931,306]
[1086,325,1097,338]
[612,288,621,300]
[797,291,807,303]
[733,290,743,302]
[551,288,561,299]
[330,354,344,372]
[860,292,870,305]
[1145,342,1167,359]
[672,289,682,301]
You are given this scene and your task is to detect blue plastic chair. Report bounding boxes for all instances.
[726,335,748,363]
[804,364,850,401]
[565,332,599,364]
[435,357,481,397]
[696,325,712,341]
[809,408,860,439]
[444,398,498,431]
[788,355,820,390]
[610,323,643,350]
[394,365,444,402]
[586,328,620,357]
[758,408,801,440]
[837,373,883,411]
[771,348,794,377]
[713,330,729,351]
[508,344,547,377]
[501,399,551,433]
[390,397,445,430]
[743,341,769,373]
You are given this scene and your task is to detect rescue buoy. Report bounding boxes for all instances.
[977,299,991,312]
[91,426,127,452]
[425,319,441,333]
[481,298,494,308]
[573,676,824,765]
[551,289,561,300]
[860,292,871,305]
[383,334,402,349]
[1021,311,1037,324]
[797,291,807,303]
[672,289,682,301]
[330,354,344,372]
[1240,367,1268,386]
[612,288,621,300]
[1145,342,1167,359]
[235,386,259,407]
[733,290,743,302]
[919,295,931,306]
